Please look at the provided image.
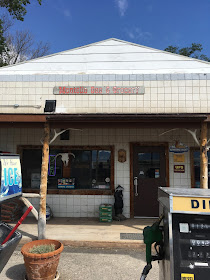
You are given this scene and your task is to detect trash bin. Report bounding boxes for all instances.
[46,204,52,221]
[0,222,22,273]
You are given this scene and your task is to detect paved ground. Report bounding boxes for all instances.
[10,217,156,248]
[1,246,159,280]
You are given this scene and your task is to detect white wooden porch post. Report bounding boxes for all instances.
[38,122,50,239]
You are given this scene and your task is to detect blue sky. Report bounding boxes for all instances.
[4,0,210,57]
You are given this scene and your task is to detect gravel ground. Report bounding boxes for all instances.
[1,246,159,280]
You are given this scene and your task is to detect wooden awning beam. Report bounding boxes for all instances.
[46,113,208,123]
[0,113,208,123]
[0,114,209,130]
[0,114,46,122]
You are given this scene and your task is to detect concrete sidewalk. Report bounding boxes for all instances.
[10,217,155,248]
[1,246,159,280]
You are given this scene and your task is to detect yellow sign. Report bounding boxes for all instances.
[181,273,194,280]
[173,196,210,213]
[174,154,185,162]
[174,165,185,173]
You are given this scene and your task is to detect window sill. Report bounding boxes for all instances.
[23,188,114,195]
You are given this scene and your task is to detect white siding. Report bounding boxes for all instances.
[0,38,210,74]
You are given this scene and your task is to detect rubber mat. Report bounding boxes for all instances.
[120,233,143,240]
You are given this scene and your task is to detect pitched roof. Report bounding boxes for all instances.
[1,38,210,74]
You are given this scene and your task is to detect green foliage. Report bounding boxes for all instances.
[0,0,42,21]
[164,43,210,62]
[164,45,179,54]
[199,54,210,62]
[29,244,55,254]
[0,1,48,67]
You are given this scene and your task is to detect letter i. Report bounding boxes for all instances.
[203,200,206,209]
[4,168,7,186]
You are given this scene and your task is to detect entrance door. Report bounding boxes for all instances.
[133,145,167,217]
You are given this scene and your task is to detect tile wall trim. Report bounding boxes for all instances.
[0,73,209,82]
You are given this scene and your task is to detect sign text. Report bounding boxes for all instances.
[53,86,145,95]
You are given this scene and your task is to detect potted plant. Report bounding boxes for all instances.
[21,239,64,280]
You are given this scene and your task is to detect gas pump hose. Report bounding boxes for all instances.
[140,264,152,280]
[140,215,164,280]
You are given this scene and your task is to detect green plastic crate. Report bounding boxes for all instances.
[99,204,112,212]
[100,212,112,218]
[99,217,112,223]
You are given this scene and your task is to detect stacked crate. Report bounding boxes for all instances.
[1,199,24,223]
[99,204,112,222]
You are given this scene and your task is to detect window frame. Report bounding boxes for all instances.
[190,147,209,188]
[17,145,115,195]
[190,147,197,188]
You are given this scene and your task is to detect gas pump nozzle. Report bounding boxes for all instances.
[140,214,164,280]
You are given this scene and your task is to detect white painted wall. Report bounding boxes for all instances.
[0,127,201,218]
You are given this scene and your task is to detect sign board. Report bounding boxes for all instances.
[174,165,185,173]
[169,141,188,153]
[48,154,56,176]
[169,146,188,153]
[58,178,75,189]
[174,154,185,162]
[181,274,194,280]
[53,86,145,95]
[173,196,210,213]
[0,154,22,202]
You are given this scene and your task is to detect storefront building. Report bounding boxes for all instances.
[0,38,210,218]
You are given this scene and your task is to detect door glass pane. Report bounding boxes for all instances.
[138,152,160,178]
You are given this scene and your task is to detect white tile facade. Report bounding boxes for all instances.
[0,127,202,218]
[0,79,210,114]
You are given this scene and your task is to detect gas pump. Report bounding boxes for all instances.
[141,187,210,280]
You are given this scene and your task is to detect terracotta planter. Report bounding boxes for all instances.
[21,239,64,280]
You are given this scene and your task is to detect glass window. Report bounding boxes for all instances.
[193,150,210,188]
[21,147,112,191]
[138,152,160,179]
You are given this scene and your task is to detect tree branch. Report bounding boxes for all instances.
[40,128,83,145]
[185,129,200,146]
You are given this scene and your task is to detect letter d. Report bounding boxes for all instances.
[191,200,199,209]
